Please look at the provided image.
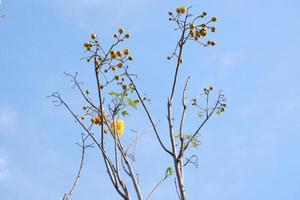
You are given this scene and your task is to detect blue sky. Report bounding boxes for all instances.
[1,0,300,200]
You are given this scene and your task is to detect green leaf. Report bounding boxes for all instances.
[121,110,129,117]
[216,110,221,116]
[191,136,201,149]
[109,91,121,96]
[128,98,138,109]
[192,141,200,148]
[129,87,135,93]
[185,134,193,139]
[165,166,174,176]
[197,111,203,118]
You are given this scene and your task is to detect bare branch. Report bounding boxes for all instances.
[116,137,144,200]
[146,174,169,200]
[178,76,191,159]
[64,72,101,113]
[174,178,181,200]
[126,72,173,156]
[126,125,157,162]
[48,93,129,199]
[184,91,223,152]
[169,10,189,102]
[63,133,90,200]
[183,155,199,168]
[167,12,190,200]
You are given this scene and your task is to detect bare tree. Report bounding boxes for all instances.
[49,6,226,200]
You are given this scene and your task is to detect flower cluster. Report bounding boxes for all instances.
[91,115,103,125]
[176,6,187,14]
[169,8,218,46]
[83,42,93,51]
[203,85,214,95]
[80,104,125,136]
[191,85,227,117]
[82,28,134,92]
[79,28,145,138]
[187,14,218,46]
[167,7,219,63]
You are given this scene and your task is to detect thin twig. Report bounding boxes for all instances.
[184,91,222,152]
[126,72,173,157]
[62,133,89,200]
[48,93,129,199]
[178,76,191,159]
[146,175,169,200]
[174,178,181,200]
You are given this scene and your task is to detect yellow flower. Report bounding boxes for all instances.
[90,115,104,125]
[119,27,125,34]
[199,28,207,37]
[114,75,120,80]
[117,63,123,68]
[179,58,183,64]
[123,48,130,55]
[110,119,125,136]
[83,42,92,48]
[211,16,217,22]
[125,33,130,38]
[94,115,102,125]
[211,26,216,33]
[110,51,117,59]
[190,29,195,37]
[210,40,216,46]
[83,42,92,51]
[116,51,122,57]
[176,7,186,14]
[91,33,97,40]
[95,60,101,67]
[91,118,95,123]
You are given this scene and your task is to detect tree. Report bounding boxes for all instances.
[49,6,226,200]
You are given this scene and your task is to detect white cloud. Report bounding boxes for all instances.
[217,51,245,78]
[220,52,244,66]
[0,156,8,181]
[47,0,151,28]
[0,107,17,134]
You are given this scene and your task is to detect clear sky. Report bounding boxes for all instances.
[1,0,300,200]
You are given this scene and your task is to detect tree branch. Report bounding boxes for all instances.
[146,174,169,200]
[62,133,90,200]
[126,73,173,157]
